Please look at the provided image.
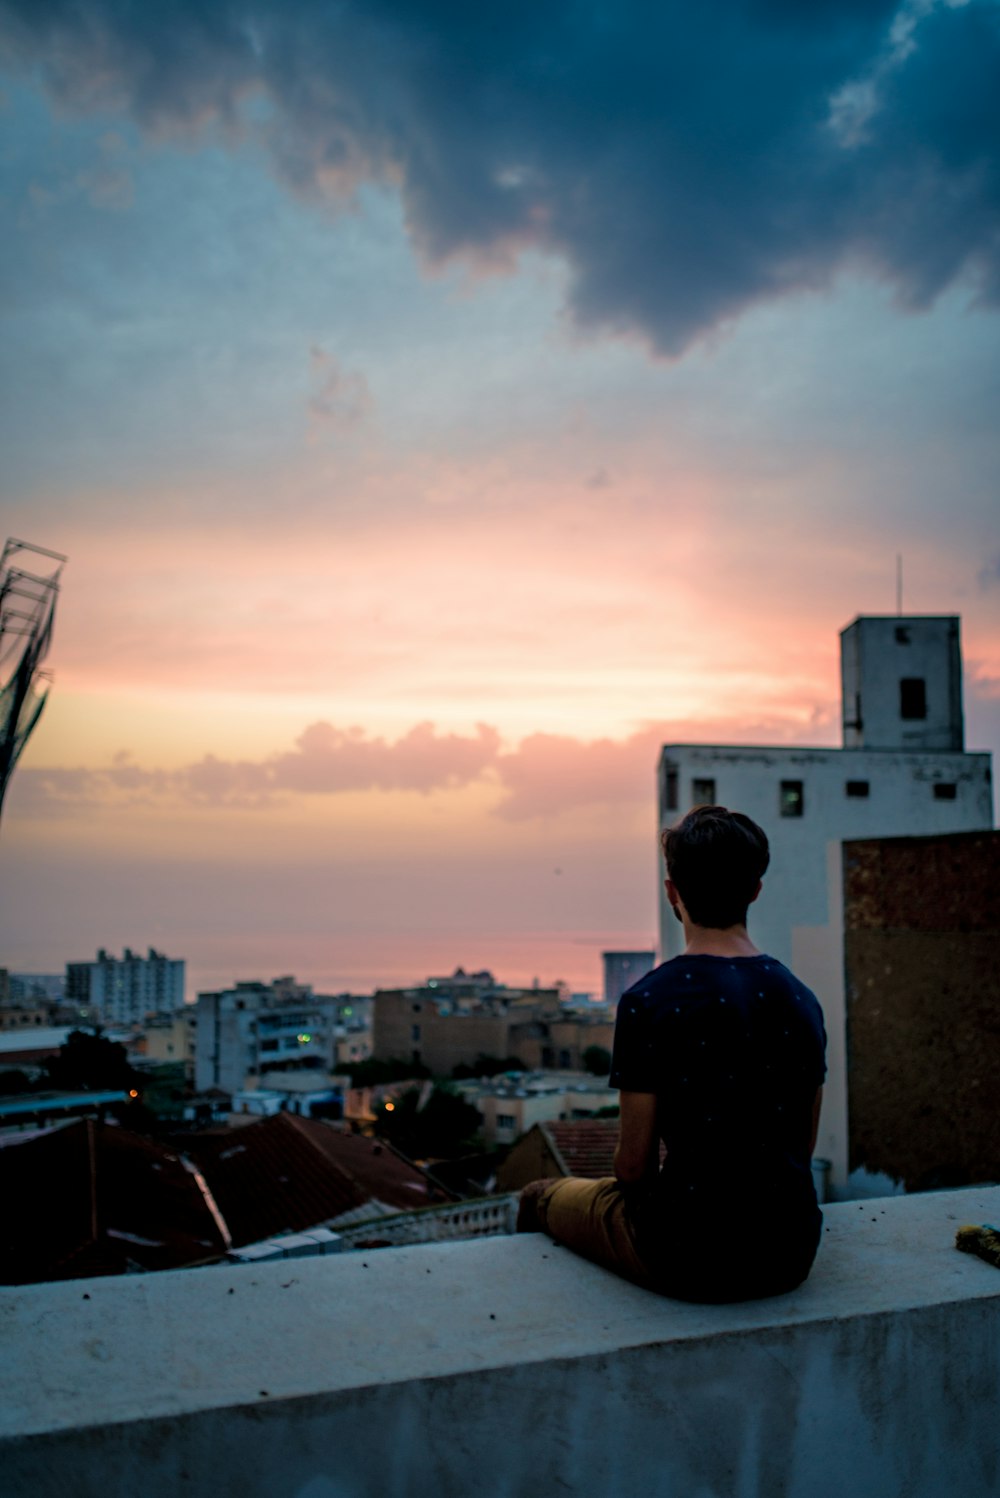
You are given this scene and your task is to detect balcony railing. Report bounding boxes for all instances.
[334,1193,519,1248]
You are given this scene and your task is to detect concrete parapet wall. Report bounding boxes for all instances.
[4,1186,1000,1498]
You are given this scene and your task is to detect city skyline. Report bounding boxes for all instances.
[1,1,998,995]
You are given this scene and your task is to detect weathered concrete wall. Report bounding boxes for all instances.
[4,1185,1000,1498]
[843,830,1000,1191]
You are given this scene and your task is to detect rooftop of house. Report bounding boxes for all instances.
[0,1118,228,1282]
[184,1112,451,1246]
[1,1112,454,1282]
[3,1184,999,1497]
[542,1118,622,1177]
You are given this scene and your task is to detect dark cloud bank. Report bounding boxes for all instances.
[2,0,999,352]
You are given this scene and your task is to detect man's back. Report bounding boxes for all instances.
[611,954,826,1301]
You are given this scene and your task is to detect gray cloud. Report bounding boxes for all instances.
[2,1,998,353]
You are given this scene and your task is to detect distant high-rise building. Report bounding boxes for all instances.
[602,952,656,1008]
[65,948,185,1027]
[7,973,65,1005]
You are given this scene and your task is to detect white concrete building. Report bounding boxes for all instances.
[64,947,185,1027]
[657,615,992,969]
[457,1071,616,1148]
[656,614,993,1200]
[195,978,370,1095]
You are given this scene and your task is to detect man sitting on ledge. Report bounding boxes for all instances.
[518,805,827,1303]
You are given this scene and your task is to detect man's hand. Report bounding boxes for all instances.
[614,1090,660,1183]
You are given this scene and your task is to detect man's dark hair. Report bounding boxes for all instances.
[661,805,770,929]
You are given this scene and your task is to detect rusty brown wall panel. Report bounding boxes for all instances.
[844,828,1000,1191]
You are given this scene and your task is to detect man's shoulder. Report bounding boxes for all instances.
[621,960,685,1003]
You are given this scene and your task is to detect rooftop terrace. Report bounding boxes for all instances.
[3,1184,999,1497]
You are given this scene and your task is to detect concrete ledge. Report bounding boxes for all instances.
[3,1185,1000,1497]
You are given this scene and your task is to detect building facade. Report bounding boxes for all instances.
[65,948,186,1028]
[657,615,993,969]
[602,952,656,1007]
[194,978,370,1095]
[372,972,611,1076]
[656,615,995,1199]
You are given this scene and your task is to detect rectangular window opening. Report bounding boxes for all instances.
[933,782,957,801]
[845,780,870,798]
[692,777,716,805]
[900,677,927,720]
[780,780,805,818]
[664,764,679,812]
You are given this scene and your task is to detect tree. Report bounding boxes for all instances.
[582,1044,612,1077]
[375,1084,482,1159]
[43,1028,142,1093]
[348,1057,431,1087]
[0,1068,32,1095]
[451,1054,524,1080]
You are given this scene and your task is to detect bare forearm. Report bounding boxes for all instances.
[615,1090,660,1183]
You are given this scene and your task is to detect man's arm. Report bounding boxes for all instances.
[614,1090,660,1184]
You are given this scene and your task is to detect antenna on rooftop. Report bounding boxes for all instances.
[896,554,903,616]
[0,538,67,826]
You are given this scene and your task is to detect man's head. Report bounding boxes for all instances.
[661,805,770,930]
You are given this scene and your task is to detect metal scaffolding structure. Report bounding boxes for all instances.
[0,538,67,824]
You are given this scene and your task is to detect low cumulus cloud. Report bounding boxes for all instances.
[15,721,502,812]
[14,713,835,819]
[1,0,998,352]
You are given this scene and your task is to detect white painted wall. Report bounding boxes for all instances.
[657,745,992,968]
[841,615,963,751]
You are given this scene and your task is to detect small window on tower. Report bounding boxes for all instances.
[780,780,804,817]
[900,677,927,719]
[692,778,716,805]
[933,782,957,801]
[895,626,911,645]
[664,764,679,812]
[845,780,870,798]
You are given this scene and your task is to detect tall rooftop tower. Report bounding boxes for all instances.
[840,615,963,752]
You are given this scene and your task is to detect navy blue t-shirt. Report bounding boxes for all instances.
[610,953,827,1300]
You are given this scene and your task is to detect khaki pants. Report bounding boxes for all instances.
[536,1176,658,1291]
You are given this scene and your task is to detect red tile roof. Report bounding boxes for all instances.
[0,1120,229,1284]
[541,1119,621,1179]
[185,1114,451,1248]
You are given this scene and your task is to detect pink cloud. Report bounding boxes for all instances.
[14,711,846,820]
[269,720,501,794]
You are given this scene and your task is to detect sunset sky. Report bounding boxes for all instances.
[2,0,998,998]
